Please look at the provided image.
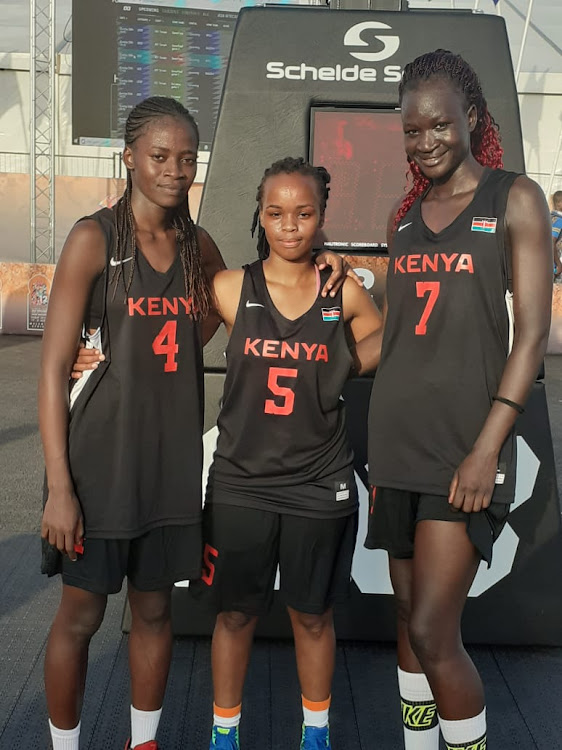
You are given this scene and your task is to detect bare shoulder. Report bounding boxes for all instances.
[195,224,226,277]
[507,175,550,217]
[57,218,106,276]
[342,275,380,321]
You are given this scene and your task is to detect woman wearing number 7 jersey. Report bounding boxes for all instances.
[189,157,382,750]
[39,96,353,750]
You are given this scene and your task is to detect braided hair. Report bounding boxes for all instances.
[251,157,331,260]
[394,49,504,231]
[111,96,211,318]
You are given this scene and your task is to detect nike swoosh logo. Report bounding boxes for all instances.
[246,301,265,308]
[398,222,413,232]
[109,256,133,267]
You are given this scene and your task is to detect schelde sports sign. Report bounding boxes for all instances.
[265,21,402,83]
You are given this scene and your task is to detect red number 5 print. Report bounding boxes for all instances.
[415,281,441,336]
[264,367,298,416]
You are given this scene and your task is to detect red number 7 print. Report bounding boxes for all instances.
[415,281,440,335]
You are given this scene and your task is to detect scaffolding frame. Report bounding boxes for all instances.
[29,0,56,264]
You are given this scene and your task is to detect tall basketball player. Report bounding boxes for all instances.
[40,98,355,750]
[189,157,382,750]
[366,51,552,750]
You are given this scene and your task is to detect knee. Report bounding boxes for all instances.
[217,611,256,633]
[57,599,106,642]
[408,610,458,666]
[130,593,171,632]
[291,611,332,640]
[394,593,411,628]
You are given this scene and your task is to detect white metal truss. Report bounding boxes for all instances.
[29,0,56,264]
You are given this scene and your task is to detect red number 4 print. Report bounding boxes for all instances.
[415,281,441,335]
[152,320,179,372]
[264,367,298,415]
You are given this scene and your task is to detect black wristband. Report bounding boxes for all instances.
[492,396,525,414]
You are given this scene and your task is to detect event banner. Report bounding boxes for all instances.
[0,262,55,335]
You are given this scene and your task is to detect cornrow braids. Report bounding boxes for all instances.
[110,96,211,318]
[251,156,331,260]
[394,49,504,231]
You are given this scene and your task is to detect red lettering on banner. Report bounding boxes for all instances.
[441,253,459,272]
[148,297,161,316]
[406,255,421,273]
[128,297,146,316]
[262,339,279,358]
[244,338,261,356]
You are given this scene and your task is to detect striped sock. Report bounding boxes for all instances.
[213,702,242,729]
[439,708,486,750]
[48,720,80,750]
[398,668,439,749]
[302,695,331,728]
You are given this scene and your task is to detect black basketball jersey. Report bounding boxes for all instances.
[67,208,204,538]
[209,260,357,519]
[368,168,519,500]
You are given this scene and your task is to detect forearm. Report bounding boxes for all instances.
[39,368,73,492]
[473,331,548,457]
[353,330,382,376]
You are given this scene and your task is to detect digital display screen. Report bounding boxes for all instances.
[72,1,237,150]
[309,108,408,252]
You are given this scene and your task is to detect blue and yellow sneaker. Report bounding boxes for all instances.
[209,725,240,749]
[300,724,331,749]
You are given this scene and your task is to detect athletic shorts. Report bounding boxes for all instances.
[58,524,202,595]
[189,503,358,616]
[364,487,510,566]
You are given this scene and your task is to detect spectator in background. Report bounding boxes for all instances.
[552,190,562,280]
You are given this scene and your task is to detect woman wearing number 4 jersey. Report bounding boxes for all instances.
[366,51,552,750]
[189,157,382,750]
[40,96,351,750]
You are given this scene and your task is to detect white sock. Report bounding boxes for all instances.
[439,707,486,749]
[302,695,330,728]
[130,705,162,747]
[213,702,241,729]
[48,720,80,750]
[398,668,439,750]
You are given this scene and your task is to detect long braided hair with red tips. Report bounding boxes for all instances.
[393,49,504,231]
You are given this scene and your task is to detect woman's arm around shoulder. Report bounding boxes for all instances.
[342,277,383,375]
[39,219,106,560]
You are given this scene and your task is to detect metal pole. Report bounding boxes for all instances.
[515,0,535,83]
[496,0,501,15]
[29,0,35,262]
[473,0,481,11]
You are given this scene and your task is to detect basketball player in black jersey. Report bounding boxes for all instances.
[189,158,381,750]
[41,99,355,750]
[40,97,222,750]
[366,51,552,750]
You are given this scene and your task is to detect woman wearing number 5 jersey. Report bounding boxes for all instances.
[190,157,382,750]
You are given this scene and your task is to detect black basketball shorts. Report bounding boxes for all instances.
[60,524,202,595]
[190,503,358,616]
[364,487,510,566]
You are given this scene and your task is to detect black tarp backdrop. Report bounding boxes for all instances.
[170,8,562,644]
